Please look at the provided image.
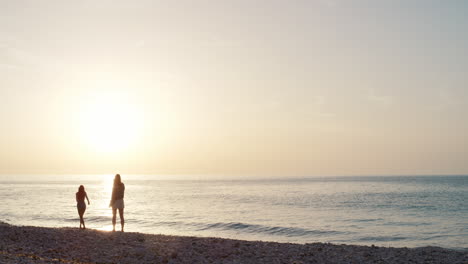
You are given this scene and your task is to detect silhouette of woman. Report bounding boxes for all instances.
[109,174,125,232]
[76,185,90,229]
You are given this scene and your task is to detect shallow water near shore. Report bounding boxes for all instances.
[0,175,466,250]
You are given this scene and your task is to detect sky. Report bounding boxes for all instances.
[0,0,467,178]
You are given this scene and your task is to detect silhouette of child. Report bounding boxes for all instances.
[76,185,90,229]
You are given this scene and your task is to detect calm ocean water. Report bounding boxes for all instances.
[0,176,466,250]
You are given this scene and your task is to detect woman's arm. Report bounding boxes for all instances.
[76,193,78,203]
[86,193,90,205]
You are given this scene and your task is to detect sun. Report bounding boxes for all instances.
[78,91,143,153]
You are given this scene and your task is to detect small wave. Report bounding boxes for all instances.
[353,218,384,222]
[146,220,345,237]
[84,216,111,222]
[404,205,438,211]
[62,216,111,223]
[357,236,408,242]
[342,218,384,223]
[193,222,345,237]
[155,221,184,227]
[418,234,466,240]
[383,221,432,226]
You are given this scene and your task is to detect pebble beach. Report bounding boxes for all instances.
[0,221,466,264]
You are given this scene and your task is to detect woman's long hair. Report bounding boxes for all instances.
[78,185,85,193]
[114,174,122,186]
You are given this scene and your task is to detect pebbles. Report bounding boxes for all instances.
[0,221,466,263]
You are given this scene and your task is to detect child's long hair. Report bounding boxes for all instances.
[77,185,86,200]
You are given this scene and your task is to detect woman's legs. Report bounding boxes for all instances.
[111,206,124,232]
[112,208,117,231]
[118,208,124,232]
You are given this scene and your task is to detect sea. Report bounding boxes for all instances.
[0,175,466,250]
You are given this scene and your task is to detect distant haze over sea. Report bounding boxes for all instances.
[1,174,467,181]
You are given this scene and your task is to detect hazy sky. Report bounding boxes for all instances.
[1,0,467,177]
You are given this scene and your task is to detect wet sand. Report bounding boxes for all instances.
[0,221,466,263]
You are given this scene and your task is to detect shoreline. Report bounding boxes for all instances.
[0,221,466,264]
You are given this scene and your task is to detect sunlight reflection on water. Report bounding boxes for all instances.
[97,225,114,231]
